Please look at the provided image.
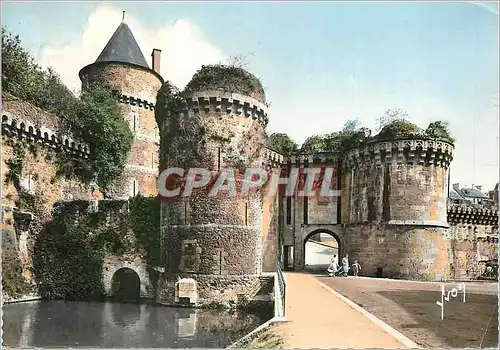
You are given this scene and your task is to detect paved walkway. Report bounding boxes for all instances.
[272,273,411,349]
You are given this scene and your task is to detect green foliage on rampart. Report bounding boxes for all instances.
[268,133,298,156]
[31,197,160,301]
[184,64,265,99]
[298,110,455,154]
[2,28,133,194]
[2,256,30,298]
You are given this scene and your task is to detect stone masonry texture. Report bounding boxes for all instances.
[339,142,452,281]
[80,62,162,199]
[3,47,497,306]
[156,69,278,305]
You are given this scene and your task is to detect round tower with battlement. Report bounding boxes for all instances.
[341,138,455,281]
[156,65,271,306]
[79,21,164,199]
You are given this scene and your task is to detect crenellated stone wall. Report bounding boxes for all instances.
[1,95,100,299]
[1,96,97,210]
[447,203,499,279]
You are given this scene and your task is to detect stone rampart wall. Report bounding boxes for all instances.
[447,203,498,279]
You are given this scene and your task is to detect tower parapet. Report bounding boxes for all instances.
[343,138,454,170]
[341,137,454,226]
[181,91,269,128]
[2,112,90,158]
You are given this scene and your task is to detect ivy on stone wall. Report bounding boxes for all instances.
[2,256,30,298]
[31,197,160,301]
[2,28,133,195]
[33,205,107,300]
[156,82,207,168]
[4,139,27,189]
[129,196,161,266]
[73,87,134,192]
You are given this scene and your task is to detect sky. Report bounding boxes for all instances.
[2,1,499,191]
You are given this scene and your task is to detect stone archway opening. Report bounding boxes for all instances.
[110,267,141,303]
[303,230,342,273]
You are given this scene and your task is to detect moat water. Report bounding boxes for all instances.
[2,300,272,348]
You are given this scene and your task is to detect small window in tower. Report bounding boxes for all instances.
[133,114,138,132]
[130,179,139,197]
[286,197,292,225]
[21,172,37,195]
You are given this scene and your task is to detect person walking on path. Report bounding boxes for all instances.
[327,255,339,276]
[341,254,349,276]
[351,260,361,276]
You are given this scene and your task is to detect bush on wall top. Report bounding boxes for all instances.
[184,64,265,99]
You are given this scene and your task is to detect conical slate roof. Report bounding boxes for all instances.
[95,22,149,68]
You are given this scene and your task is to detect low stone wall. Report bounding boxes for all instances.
[156,274,274,308]
[3,293,41,304]
[344,224,451,281]
[447,224,498,280]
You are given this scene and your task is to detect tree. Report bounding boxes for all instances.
[425,121,455,143]
[77,87,134,193]
[268,133,298,155]
[2,28,133,193]
[1,27,78,123]
[300,119,365,153]
[375,108,409,132]
[227,52,255,69]
[300,134,326,153]
[342,118,360,133]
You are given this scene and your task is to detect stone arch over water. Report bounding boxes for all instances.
[110,268,141,302]
[102,255,153,299]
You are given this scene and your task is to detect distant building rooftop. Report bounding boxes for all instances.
[449,188,464,201]
[458,187,489,199]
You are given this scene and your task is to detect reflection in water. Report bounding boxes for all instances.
[2,300,271,348]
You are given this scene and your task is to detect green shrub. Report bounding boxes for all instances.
[185,64,265,98]
[425,121,455,143]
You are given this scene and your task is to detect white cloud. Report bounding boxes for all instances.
[38,3,226,94]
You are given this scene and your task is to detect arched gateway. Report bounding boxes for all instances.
[303,229,343,272]
[290,224,344,271]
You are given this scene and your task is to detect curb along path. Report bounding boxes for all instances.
[272,273,414,349]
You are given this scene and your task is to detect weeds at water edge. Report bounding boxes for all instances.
[245,329,284,348]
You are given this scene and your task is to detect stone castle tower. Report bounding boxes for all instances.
[341,138,454,280]
[156,67,272,304]
[79,20,164,199]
